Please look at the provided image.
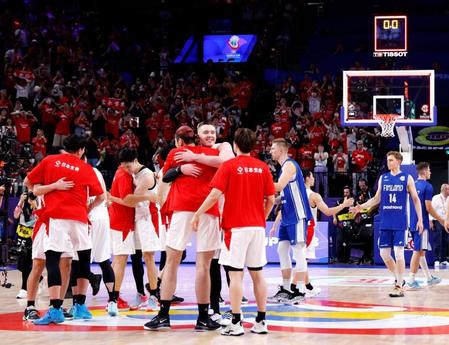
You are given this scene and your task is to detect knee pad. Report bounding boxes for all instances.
[380,247,393,262]
[277,241,292,270]
[70,260,79,287]
[393,246,405,261]
[99,260,115,284]
[76,249,91,280]
[131,250,143,263]
[293,243,307,272]
[45,250,62,287]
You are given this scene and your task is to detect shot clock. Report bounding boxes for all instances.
[373,15,408,57]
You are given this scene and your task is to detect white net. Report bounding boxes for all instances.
[374,114,399,137]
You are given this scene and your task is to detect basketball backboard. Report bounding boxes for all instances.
[341,70,436,127]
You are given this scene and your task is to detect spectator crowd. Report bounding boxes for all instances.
[0,1,383,202]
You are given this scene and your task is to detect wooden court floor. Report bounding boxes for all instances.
[1,264,449,344]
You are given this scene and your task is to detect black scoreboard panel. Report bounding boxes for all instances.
[374,16,407,52]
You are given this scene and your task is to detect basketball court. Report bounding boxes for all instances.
[2,10,448,345]
[2,264,449,344]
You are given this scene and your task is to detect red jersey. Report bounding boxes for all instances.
[288,147,298,160]
[149,202,159,235]
[299,144,316,170]
[162,118,175,141]
[26,153,103,224]
[309,125,326,146]
[351,149,372,172]
[145,117,159,142]
[39,104,56,125]
[271,122,287,139]
[14,117,33,143]
[334,152,348,172]
[32,136,47,156]
[55,112,71,135]
[210,155,275,230]
[109,167,135,238]
[163,145,220,216]
[105,112,120,138]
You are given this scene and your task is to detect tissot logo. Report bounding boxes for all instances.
[415,126,449,146]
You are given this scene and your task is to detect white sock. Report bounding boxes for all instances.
[296,281,306,294]
[408,272,416,282]
[282,279,291,291]
[396,271,403,287]
[420,257,432,280]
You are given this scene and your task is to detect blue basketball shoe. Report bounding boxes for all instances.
[73,304,93,319]
[33,307,65,325]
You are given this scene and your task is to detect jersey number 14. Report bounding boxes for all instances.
[389,193,397,203]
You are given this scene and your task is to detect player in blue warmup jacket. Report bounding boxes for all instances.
[352,151,423,298]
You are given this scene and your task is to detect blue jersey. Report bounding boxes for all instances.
[379,171,409,231]
[279,158,313,226]
[409,179,432,232]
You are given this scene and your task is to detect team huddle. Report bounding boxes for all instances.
[19,124,447,336]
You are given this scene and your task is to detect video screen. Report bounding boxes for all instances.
[203,34,257,63]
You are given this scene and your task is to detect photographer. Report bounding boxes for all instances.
[14,191,38,299]
[333,186,354,263]
[0,185,5,239]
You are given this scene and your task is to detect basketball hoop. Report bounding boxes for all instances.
[373,114,400,137]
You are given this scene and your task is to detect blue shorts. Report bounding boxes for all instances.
[378,230,407,248]
[411,229,431,252]
[279,220,307,244]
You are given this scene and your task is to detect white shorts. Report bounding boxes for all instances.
[111,229,135,256]
[305,236,319,259]
[32,224,73,260]
[44,218,91,254]
[219,227,267,269]
[166,211,220,252]
[135,217,161,252]
[159,223,167,250]
[213,231,224,259]
[90,218,112,262]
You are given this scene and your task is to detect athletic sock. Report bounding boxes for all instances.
[256,311,266,323]
[198,303,209,320]
[50,299,62,309]
[113,291,120,301]
[409,272,416,282]
[420,257,432,280]
[73,295,78,305]
[306,283,314,290]
[296,281,306,294]
[282,279,291,291]
[232,312,241,324]
[396,272,404,287]
[27,300,35,307]
[159,300,171,317]
[149,288,158,296]
[107,290,115,302]
[210,300,220,315]
[291,283,299,292]
[76,294,86,305]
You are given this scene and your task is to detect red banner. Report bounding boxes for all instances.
[102,97,126,111]
[13,70,35,81]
